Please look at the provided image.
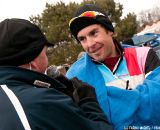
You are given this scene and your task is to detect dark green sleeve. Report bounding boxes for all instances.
[79,97,112,123]
[80,101,113,129]
[74,86,113,129]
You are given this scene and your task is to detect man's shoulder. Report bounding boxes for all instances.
[69,53,88,69]
[66,54,92,78]
[66,58,85,78]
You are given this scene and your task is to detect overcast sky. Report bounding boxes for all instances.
[0,0,160,22]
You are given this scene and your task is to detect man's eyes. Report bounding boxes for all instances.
[78,30,98,42]
[78,37,85,42]
[90,30,98,36]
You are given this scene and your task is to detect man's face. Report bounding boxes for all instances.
[77,24,116,61]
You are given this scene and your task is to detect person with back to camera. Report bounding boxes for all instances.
[0,18,113,130]
[66,4,160,129]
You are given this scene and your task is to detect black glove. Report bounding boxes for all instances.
[54,75,97,104]
[54,75,75,98]
[71,77,97,105]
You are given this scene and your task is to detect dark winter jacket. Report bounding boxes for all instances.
[0,66,113,130]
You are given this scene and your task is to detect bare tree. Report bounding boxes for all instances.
[138,6,160,26]
[151,6,160,21]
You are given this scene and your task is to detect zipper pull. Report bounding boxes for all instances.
[126,80,129,90]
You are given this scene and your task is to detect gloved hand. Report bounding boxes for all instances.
[54,75,74,98]
[54,75,97,105]
[71,77,97,105]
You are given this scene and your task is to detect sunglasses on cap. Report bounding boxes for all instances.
[69,11,105,27]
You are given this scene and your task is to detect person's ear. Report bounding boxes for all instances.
[29,61,37,71]
[108,31,114,36]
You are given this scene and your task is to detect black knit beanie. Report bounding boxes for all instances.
[69,4,114,41]
[0,18,53,66]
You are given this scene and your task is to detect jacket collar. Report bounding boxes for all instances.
[0,66,65,89]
